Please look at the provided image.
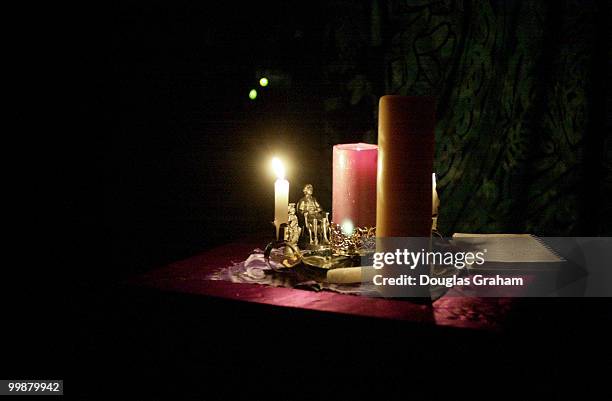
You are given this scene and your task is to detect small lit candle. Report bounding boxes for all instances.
[432,173,440,231]
[272,157,289,240]
[432,173,440,216]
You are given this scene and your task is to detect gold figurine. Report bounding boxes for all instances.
[285,203,301,245]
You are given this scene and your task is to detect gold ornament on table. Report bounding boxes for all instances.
[297,184,322,217]
[285,203,301,245]
[329,223,376,256]
[297,184,330,249]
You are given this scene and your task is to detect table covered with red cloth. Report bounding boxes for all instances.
[126,238,516,332]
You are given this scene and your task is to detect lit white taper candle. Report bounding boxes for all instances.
[432,173,440,231]
[272,157,289,240]
[432,173,440,216]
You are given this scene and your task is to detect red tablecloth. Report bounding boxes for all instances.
[126,239,515,332]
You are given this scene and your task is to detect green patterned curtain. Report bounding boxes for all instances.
[320,0,611,235]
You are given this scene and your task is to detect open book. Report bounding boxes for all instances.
[451,233,565,271]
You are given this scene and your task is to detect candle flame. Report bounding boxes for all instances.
[271,157,285,179]
[341,219,354,236]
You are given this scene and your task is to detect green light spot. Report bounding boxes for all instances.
[249,89,257,100]
[259,77,269,87]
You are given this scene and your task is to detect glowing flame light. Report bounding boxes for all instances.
[341,219,354,236]
[271,157,285,179]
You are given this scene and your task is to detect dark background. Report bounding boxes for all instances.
[106,0,332,279]
[12,0,610,396]
[99,0,611,284]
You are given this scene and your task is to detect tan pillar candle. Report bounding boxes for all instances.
[376,96,435,237]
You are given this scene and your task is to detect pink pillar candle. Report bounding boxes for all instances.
[332,143,378,228]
